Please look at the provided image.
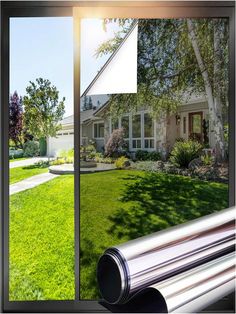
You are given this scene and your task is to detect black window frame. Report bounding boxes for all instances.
[1,1,235,313]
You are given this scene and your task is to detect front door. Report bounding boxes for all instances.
[189,112,203,142]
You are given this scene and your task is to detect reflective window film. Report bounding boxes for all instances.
[9,17,74,301]
[79,18,229,301]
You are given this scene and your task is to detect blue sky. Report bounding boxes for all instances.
[10,17,121,116]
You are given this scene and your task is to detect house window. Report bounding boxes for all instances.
[94,123,104,138]
[183,117,186,134]
[132,114,141,149]
[121,116,129,138]
[144,113,154,149]
[111,118,119,132]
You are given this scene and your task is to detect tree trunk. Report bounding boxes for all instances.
[213,19,225,160]
[187,19,225,161]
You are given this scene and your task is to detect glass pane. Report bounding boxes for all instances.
[94,124,98,138]
[9,17,74,301]
[144,113,154,137]
[192,114,201,133]
[79,17,230,305]
[98,123,104,137]
[112,119,119,132]
[121,116,129,138]
[132,114,141,138]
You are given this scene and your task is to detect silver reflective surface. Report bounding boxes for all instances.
[152,252,235,312]
[97,207,235,312]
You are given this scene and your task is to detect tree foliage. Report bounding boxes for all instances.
[82,95,94,111]
[9,91,23,147]
[23,78,65,141]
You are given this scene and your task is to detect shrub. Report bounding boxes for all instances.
[9,149,24,159]
[170,140,202,168]
[201,154,214,166]
[57,149,74,163]
[23,140,39,157]
[105,128,126,157]
[50,159,65,166]
[85,144,96,153]
[135,150,161,161]
[135,150,149,161]
[115,156,129,169]
[148,151,161,161]
[23,161,49,169]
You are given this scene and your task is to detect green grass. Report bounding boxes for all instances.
[10,166,48,184]
[80,171,228,299]
[9,170,228,301]
[10,175,74,300]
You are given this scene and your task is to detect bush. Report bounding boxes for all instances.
[105,128,126,157]
[50,159,65,166]
[23,140,39,157]
[201,154,214,166]
[135,150,149,161]
[170,140,202,168]
[57,149,74,163]
[9,149,24,159]
[135,150,161,161]
[115,156,129,169]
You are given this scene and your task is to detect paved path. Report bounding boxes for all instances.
[10,172,58,195]
[49,163,115,175]
[10,157,49,169]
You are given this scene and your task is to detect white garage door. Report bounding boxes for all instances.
[48,133,74,157]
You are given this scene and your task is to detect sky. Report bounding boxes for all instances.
[10,17,121,116]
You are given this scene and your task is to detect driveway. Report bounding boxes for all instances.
[10,157,49,169]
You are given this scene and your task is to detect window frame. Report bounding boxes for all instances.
[1,1,235,313]
[93,122,105,139]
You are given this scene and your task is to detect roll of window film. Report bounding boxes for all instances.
[97,207,235,312]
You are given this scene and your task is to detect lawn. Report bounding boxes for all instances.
[9,170,228,301]
[10,165,48,184]
[9,175,74,300]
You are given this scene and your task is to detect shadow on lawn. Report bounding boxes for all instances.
[109,172,229,240]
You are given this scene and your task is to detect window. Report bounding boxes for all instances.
[183,117,186,134]
[94,122,104,138]
[132,114,141,149]
[121,116,129,138]
[144,113,154,149]
[111,118,119,132]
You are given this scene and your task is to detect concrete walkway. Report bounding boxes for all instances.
[10,172,58,195]
[10,157,49,169]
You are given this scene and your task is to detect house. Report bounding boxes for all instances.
[48,22,214,158]
[48,93,214,158]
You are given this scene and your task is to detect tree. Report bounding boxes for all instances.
[82,95,88,111]
[82,95,93,110]
[97,19,229,160]
[9,91,23,148]
[88,97,93,110]
[23,78,65,159]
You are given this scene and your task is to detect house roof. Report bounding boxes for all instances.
[61,109,96,126]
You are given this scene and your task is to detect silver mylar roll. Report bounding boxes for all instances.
[97,207,235,305]
[151,252,235,313]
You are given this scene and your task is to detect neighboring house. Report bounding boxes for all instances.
[48,94,214,158]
